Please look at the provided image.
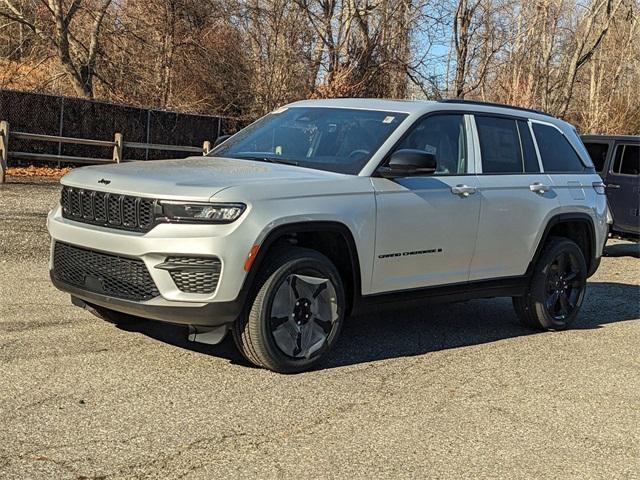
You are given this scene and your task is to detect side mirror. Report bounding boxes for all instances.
[378,149,437,178]
[213,134,231,148]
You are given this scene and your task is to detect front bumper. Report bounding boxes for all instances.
[47,205,254,326]
[52,274,242,326]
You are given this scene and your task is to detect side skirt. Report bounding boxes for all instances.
[352,276,528,316]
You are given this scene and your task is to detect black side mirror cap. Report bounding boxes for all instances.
[378,149,437,178]
[213,134,231,148]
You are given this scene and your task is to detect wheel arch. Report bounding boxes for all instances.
[527,213,598,277]
[239,221,362,315]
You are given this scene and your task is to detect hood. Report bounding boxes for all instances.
[60,156,343,201]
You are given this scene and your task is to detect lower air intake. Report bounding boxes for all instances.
[163,256,222,294]
[53,242,160,301]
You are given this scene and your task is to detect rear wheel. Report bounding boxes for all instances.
[513,237,587,330]
[233,247,345,373]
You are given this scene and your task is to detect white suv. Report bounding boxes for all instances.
[47,99,608,372]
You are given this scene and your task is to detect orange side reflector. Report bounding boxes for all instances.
[244,245,260,272]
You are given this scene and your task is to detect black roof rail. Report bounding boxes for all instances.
[439,99,553,117]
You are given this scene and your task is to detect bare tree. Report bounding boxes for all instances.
[0,0,638,133]
[294,0,419,98]
[0,0,113,98]
[452,0,480,97]
[553,0,626,116]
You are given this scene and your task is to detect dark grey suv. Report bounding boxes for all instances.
[582,135,639,240]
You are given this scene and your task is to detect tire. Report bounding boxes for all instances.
[513,237,587,331]
[233,247,345,373]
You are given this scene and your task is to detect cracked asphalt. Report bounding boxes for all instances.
[1,176,639,479]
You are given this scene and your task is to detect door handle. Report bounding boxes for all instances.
[606,183,621,189]
[529,182,550,194]
[451,184,477,197]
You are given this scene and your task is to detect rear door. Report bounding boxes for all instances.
[607,142,640,234]
[468,115,559,280]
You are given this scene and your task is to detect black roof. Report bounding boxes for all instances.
[581,134,640,141]
[439,99,552,117]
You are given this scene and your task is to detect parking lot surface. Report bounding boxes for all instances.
[1,176,639,479]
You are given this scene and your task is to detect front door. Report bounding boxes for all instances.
[371,113,481,293]
[606,143,640,234]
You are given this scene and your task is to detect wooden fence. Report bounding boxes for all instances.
[0,120,213,183]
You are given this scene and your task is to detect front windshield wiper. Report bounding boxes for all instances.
[232,155,299,166]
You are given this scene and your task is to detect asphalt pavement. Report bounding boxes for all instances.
[1,176,639,479]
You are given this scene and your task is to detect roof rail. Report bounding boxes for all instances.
[439,99,553,117]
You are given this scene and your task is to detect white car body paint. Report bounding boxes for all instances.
[47,98,608,329]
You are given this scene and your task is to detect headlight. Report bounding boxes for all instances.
[159,201,246,224]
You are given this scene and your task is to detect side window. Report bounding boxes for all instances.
[395,114,467,175]
[613,145,640,175]
[532,123,585,172]
[476,116,539,174]
[584,142,609,173]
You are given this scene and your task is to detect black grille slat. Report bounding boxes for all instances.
[122,197,137,227]
[53,242,159,301]
[81,191,93,218]
[60,186,155,232]
[164,256,221,294]
[70,189,82,217]
[94,191,107,222]
[61,187,70,214]
[107,194,121,225]
[138,199,154,230]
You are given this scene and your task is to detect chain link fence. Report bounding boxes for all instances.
[0,89,240,164]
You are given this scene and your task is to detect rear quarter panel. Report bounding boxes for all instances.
[548,173,608,258]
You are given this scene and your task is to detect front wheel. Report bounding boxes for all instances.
[233,247,345,373]
[513,237,587,331]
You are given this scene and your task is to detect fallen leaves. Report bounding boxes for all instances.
[7,165,72,178]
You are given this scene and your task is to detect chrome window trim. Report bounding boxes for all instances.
[469,114,483,174]
[527,119,545,172]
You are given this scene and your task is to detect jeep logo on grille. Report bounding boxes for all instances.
[98,178,111,185]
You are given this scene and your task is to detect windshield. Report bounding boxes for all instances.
[210,107,408,174]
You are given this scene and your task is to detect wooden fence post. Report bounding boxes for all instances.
[0,121,9,184]
[202,140,211,156]
[113,132,123,163]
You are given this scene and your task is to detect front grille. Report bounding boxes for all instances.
[60,186,157,232]
[53,242,160,301]
[163,257,221,294]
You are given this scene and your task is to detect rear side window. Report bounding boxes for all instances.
[532,123,585,172]
[475,116,540,174]
[584,142,609,173]
[613,145,640,175]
